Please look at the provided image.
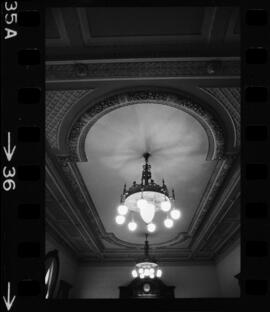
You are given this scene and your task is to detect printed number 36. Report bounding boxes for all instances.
[3,166,16,191]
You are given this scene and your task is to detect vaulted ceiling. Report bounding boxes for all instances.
[45,6,240,264]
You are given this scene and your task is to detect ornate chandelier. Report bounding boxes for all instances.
[115,152,181,232]
[131,234,162,279]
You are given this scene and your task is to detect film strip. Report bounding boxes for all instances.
[1,1,269,311]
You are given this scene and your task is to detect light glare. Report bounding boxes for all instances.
[117,204,128,215]
[160,200,171,212]
[137,198,148,209]
[164,218,173,228]
[156,269,162,277]
[128,221,137,231]
[170,209,181,220]
[115,215,125,225]
[132,270,138,278]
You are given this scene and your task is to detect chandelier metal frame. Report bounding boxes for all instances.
[115,152,181,232]
[131,234,162,279]
[121,152,174,201]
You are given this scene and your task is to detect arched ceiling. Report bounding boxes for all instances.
[45,5,240,262]
[77,103,217,245]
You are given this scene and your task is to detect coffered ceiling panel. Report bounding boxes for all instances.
[46,8,60,39]
[46,6,240,60]
[83,7,204,37]
[46,8,70,47]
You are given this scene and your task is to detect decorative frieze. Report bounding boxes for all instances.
[46,89,93,149]
[68,89,225,162]
[200,87,240,148]
[46,59,240,81]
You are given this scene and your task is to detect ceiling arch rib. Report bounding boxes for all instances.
[66,89,226,163]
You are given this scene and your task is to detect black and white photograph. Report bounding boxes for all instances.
[45,6,240,299]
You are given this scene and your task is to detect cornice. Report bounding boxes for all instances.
[188,156,235,237]
[200,87,240,148]
[46,58,240,82]
[46,151,104,255]
[190,160,240,251]
[46,219,80,260]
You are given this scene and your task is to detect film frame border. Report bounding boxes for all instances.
[1,0,269,311]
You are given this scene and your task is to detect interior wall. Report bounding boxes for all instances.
[216,242,240,297]
[46,234,78,298]
[45,235,240,299]
[72,264,221,298]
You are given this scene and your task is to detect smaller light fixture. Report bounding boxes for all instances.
[117,204,128,215]
[115,215,125,225]
[128,221,137,231]
[164,218,173,228]
[170,209,181,220]
[160,199,171,212]
[147,223,156,233]
[131,234,163,280]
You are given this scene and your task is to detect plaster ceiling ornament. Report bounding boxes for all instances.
[115,152,181,233]
[131,234,162,279]
[67,89,225,163]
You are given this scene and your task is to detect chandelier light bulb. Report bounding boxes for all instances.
[170,209,181,220]
[137,198,148,210]
[117,204,128,215]
[128,221,137,231]
[149,268,154,275]
[139,268,143,274]
[150,274,155,279]
[115,215,125,225]
[131,270,138,278]
[156,269,162,278]
[164,218,173,228]
[147,223,156,233]
[139,274,144,279]
[139,202,155,224]
[144,268,150,276]
[160,200,171,212]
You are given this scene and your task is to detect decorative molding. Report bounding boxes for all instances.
[199,87,240,148]
[46,8,70,48]
[46,89,93,149]
[189,155,237,239]
[46,152,104,255]
[225,8,240,42]
[55,154,192,250]
[45,87,240,263]
[46,153,239,262]
[52,154,237,254]
[46,59,240,82]
[67,89,225,162]
[77,7,217,45]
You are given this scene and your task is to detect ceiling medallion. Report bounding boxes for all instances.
[115,152,181,233]
[131,234,162,279]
